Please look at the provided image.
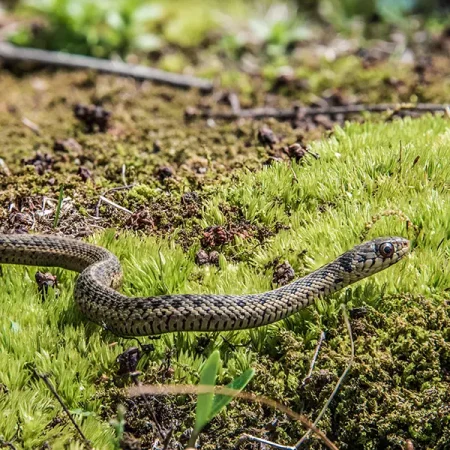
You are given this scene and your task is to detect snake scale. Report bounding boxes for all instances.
[0,234,409,336]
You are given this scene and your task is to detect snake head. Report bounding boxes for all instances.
[339,236,410,281]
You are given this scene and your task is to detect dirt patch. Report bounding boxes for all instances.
[1,46,449,239]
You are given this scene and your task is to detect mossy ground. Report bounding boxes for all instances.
[0,51,449,449]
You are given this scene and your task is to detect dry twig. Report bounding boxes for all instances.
[239,305,353,450]
[187,103,450,120]
[0,158,11,176]
[21,117,40,135]
[0,438,17,450]
[94,184,136,218]
[97,196,133,216]
[129,373,168,444]
[301,331,326,386]
[0,43,213,92]
[31,367,92,448]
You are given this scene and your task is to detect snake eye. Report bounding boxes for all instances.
[379,242,394,258]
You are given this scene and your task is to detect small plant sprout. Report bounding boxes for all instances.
[188,350,255,448]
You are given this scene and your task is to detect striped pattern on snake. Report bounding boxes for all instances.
[0,234,410,336]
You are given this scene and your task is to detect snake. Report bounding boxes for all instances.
[0,234,410,336]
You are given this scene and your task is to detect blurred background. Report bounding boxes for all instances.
[0,0,449,78]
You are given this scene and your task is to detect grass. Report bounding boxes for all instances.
[0,114,449,448]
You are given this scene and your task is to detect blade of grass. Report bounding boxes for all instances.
[190,350,220,447]
[53,185,64,229]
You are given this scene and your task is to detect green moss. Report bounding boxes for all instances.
[1,113,449,447]
[126,184,160,204]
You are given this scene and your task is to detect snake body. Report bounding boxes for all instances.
[0,234,409,336]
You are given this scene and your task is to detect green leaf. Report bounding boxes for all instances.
[209,368,255,419]
[194,350,220,434]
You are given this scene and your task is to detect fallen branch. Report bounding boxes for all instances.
[0,42,213,92]
[186,103,450,120]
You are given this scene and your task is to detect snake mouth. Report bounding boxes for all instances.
[399,240,411,256]
[395,238,411,261]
